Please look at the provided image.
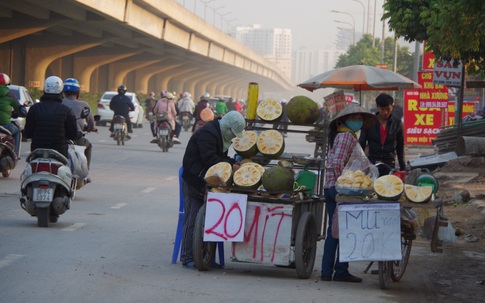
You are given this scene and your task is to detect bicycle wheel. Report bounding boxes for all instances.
[391,236,413,282]
[193,204,216,271]
[378,261,392,290]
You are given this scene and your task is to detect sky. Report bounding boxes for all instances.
[176,0,391,51]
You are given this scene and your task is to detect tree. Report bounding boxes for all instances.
[335,34,415,78]
[383,0,485,73]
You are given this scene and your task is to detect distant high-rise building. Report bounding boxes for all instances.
[233,25,292,79]
[292,48,344,84]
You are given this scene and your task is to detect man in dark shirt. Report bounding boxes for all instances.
[109,85,134,139]
[359,93,405,176]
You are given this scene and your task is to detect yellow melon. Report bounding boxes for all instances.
[204,162,232,186]
[256,99,283,121]
[256,129,285,159]
[374,175,404,200]
[404,184,433,203]
[233,165,262,190]
[233,131,258,158]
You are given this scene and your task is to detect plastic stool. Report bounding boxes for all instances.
[171,166,225,267]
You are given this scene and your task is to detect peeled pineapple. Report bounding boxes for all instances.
[337,169,373,189]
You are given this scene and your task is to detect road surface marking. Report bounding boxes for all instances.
[0,254,24,269]
[141,187,155,193]
[111,203,127,209]
[62,223,87,231]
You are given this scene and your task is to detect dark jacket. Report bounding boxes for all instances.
[182,119,235,194]
[359,114,405,171]
[109,94,134,116]
[23,94,80,158]
[194,100,209,121]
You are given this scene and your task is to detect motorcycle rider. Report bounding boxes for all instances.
[109,84,134,139]
[191,92,211,132]
[144,92,156,120]
[151,90,181,144]
[62,78,97,169]
[0,73,23,159]
[177,91,195,121]
[214,97,228,117]
[23,76,80,158]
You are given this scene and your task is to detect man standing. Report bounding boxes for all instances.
[23,76,80,158]
[109,85,134,139]
[359,93,405,176]
[180,111,245,267]
[62,78,97,169]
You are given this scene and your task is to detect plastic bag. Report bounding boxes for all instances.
[336,144,378,194]
[438,221,456,243]
[68,144,88,179]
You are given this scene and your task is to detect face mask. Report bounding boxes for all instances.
[344,120,364,132]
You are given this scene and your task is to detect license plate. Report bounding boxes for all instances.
[33,188,54,202]
[159,129,169,136]
[113,123,123,130]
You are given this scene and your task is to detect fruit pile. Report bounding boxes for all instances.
[204,160,296,195]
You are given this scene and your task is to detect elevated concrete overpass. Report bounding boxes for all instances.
[0,0,294,99]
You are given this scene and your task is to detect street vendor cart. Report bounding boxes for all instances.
[192,117,329,279]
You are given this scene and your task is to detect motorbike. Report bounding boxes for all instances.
[156,113,173,152]
[112,115,129,146]
[19,107,91,227]
[0,121,21,178]
[179,111,192,131]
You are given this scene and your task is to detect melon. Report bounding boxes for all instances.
[256,129,285,159]
[204,162,233,186]
[233,165,262,190]
[256,99,283,121]
[261,166,294,192]
[286,95,320,124]
[374,175,404,200]
[240,161,265,176]
[233,131,258,158]
[404,184,433,203]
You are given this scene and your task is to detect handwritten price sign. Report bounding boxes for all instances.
[338,203,401,262]
[204,192,248,242]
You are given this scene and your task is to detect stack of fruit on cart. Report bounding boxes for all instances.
[203,95,323,198]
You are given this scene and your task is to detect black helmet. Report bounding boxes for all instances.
[118,85,127,95]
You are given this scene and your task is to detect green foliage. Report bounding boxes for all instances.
[335,34,415,78]
[383,0,485,73]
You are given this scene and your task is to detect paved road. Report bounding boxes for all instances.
[0,121,437,303]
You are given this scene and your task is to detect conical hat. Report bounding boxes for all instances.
[329,103,377,130]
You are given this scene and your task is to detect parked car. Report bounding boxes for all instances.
[96,91,144,128]
[7,84,35,131]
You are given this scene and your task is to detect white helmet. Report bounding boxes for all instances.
[200,92,210,101]
[0,73,10,85]
[44,76,64,94]
[183,92,191,98]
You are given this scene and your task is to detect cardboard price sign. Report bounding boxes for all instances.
[338,203,401,262]
[204,192,248,242]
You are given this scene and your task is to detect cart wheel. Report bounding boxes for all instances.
[193,204,216,271]
[295,212,317,279]
[391,236,413,281]
[378,261,392,290]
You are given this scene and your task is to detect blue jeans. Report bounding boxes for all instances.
[1,123,20,155]
[321,187,349,278]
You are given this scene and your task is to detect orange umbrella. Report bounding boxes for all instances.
[298,65,422,92]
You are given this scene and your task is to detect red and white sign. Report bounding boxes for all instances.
[204,192,247,242]
[324,90,347,115]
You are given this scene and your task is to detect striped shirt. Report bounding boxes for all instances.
[325,131,358,188]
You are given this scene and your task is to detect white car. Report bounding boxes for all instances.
[7,84,35,131]
[96,91,144,128]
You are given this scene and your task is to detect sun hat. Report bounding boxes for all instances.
[329,102,377,130]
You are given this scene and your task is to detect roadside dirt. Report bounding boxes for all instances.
[414,156,485,302]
